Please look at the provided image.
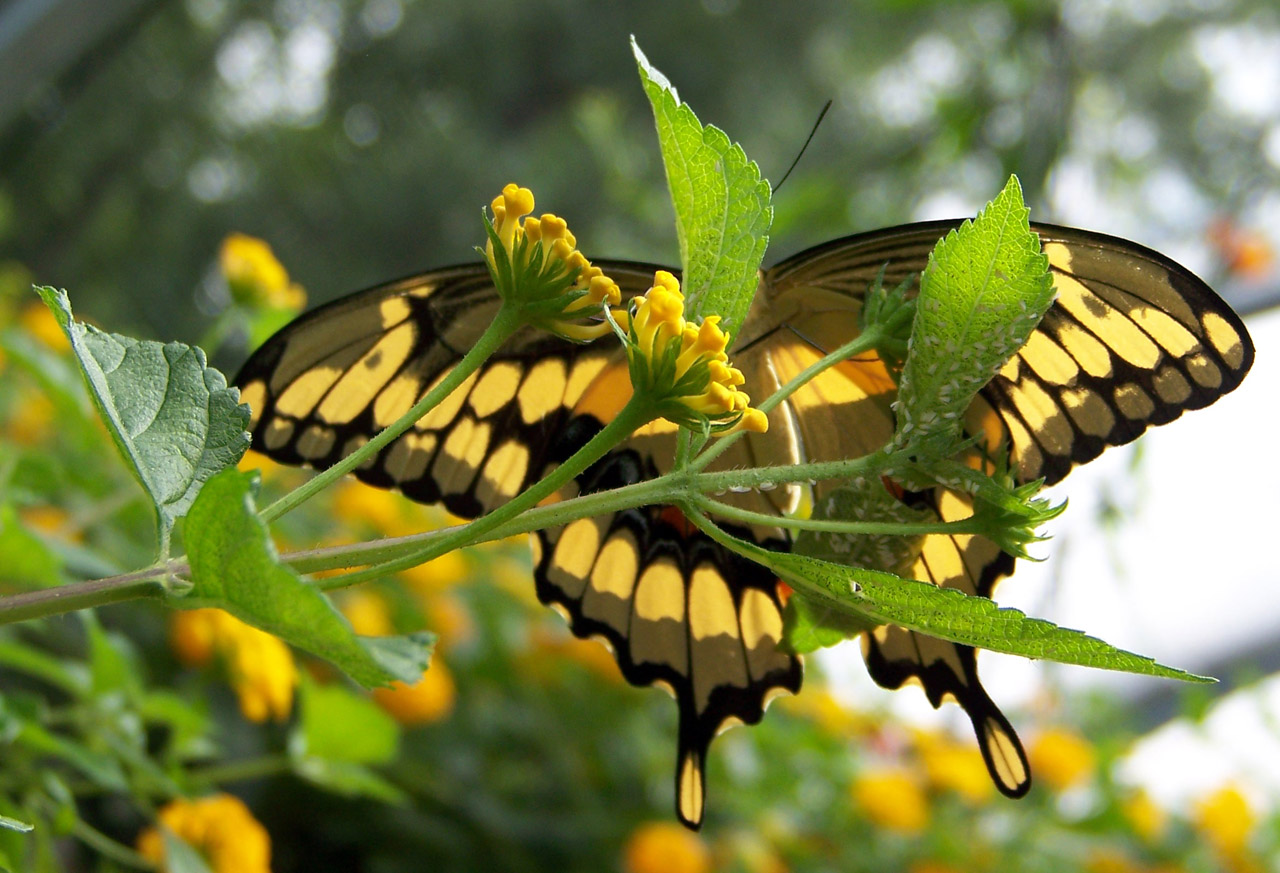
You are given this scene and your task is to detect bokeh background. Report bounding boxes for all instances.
[2,1,1279,871]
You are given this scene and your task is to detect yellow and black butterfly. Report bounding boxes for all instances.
[235,219,1253,828]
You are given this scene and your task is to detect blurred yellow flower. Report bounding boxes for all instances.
[331,480,422,538]
[1027,728,1096,791]
[400,550,470,595]
[19,505,82,543]
[422,590,475,650]
[777,688,872,738]
[915,730,993,804]
[372,654,456,725]
[1085,848,1147,873]
[237,449,303,485]
[170,609,296,723]
[220,233,305,311]
[6,386,54,445]
[340,588,395,637]
[19,300,69,352]
[1121,789,1167,844]
[851,768,928,834]
[137,793,270,873]
[1193,784,1255,858]
[623,820,713,873]
[526,625,622,684]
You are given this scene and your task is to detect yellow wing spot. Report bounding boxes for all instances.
[263,419,294,451]
[678,753,704,828]
[547,517,605,598]
[372,371,424,428]
[562,354,612,407]
[1130,305,1199,357]
[468,362,523,418]
[275,366,342,418]
[1200,311,1247,369]
[1005,379,1073,457]
[296,424,336,460]
[378,296,411,328]
[739,588,786,681]
[1185,353,1223,389]
[385,432,437,483]
[1113,383,1155,420]
[1059,387,1115,437]
[517,358,568,424]
[582,534,640,633]
[439,418,490,492]
[1152,367,1192,404]
[1000,412,1043,481]
[239,380,267,423]
[420,369,479,430]
[1054,322,1113,378]
[476,439,530,506]
[688,566,739,641]
[1019,330,1080,386]
[983,717,1029,791]
[341,435,375,469]
[572,360,633,422]
[317,322,417,425]
[1056,278,1161,369]
[631,560,689,673]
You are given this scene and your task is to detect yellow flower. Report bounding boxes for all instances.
[399,550,470,595]
[484,183,621,341]
[619,271,767,436]
[170,609,296,723]
[5,385,54,445]
[1193,784,1255,858]
[137,794,270,873]
[622,821,713,873]
[1027,728,1096,791]
[19,505,82,543]
[915,730,993,804]
[331,479,420,538]
[372,654,457,725]
[19,301,69,352]
[1084,848,1147,873]
[340,589,395,636]
[421,590,475,650]
[851,768,928,833]
[1121,789,1167,844]
[777,688,872,738]
[220,233,306,311]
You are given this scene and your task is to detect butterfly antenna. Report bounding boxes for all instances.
[773,99,832,193]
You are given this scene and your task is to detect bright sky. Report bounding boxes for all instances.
[821,306,1278,814]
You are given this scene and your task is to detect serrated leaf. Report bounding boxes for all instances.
[781,592,878,655]
[763,547,1209,682]
[35,287,250,554]
[293,676,399,766]
[182,468,434,688]
[896,176,1055,449]
[632,37,771,341]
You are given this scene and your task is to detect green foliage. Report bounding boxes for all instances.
[895,176,1055,453]
[633,38,772,339]
[183,468,434,688]
[37,288,250,555]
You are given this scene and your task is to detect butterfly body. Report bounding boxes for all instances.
[236,220,1252,828]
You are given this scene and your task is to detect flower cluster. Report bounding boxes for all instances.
[171,608,297,723]
[484,183,621,340]
[137,793,271,873]
[618,270,767,435]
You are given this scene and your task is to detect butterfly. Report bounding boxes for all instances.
[235,219,1254,828]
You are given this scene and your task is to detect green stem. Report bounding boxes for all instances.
[0,572,166,626]
[318,395,657,590]
[70,816,157,870]
[692,493,986,536]
[189,755,291,789]
[259,304,525,523]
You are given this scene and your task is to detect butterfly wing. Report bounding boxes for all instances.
[234,260,804,829]
[760,219,1254,795]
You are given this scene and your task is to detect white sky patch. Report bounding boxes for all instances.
[867,34,966,129]
[213,13,338,130]
[1193,23,1280,122]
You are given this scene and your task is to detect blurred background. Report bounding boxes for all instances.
[2,0,1279,871]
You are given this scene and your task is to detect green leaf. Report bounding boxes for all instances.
[895,176,1055,450]
[763,547,1210,683]
[35,287,250,554]
[161,830,215,873]
[182,468,434,688]
[632,37,772,341]
[291,759,406,804]
[16,722,129,791]
[781,592,877,655]
[292,675,399,766]
[0,505,62,589]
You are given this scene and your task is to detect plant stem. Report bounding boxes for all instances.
[318,395,656,589]
[0,572,166,626]
[259,304,525,523]
[691,493,989,536]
